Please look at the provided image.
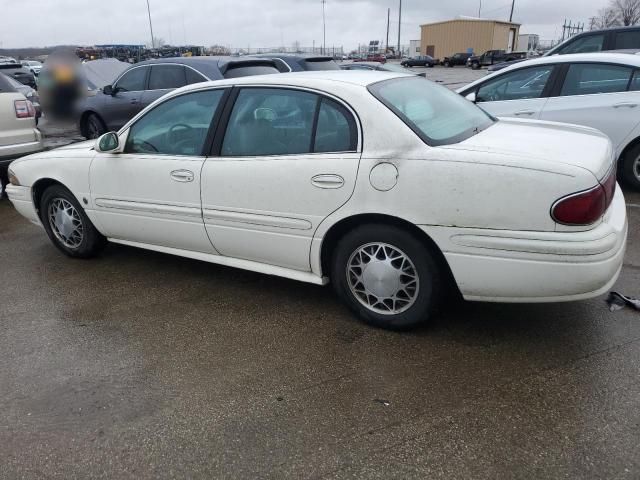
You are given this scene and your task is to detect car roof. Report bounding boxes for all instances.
[459,52,640,91]
[167,70,411,95]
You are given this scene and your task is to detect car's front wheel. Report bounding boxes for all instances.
[40,185,106,258]
[83,113,106,140]
[331,224,441,330]
[620,143,640,190]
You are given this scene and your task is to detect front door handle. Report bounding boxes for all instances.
[170,169,194,183]
[514,110,536,116]
[130,99,139,104]
[614,102,638,109]
[311,174,344,189]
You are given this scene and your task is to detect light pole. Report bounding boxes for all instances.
[397,0,402,57]
[322,0,327,55]
[146,0,155,48]
[509,0,515,22]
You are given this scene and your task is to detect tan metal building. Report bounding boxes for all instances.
[420,18,520,59]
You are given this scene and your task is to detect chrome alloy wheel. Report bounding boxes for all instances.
[48,198,84,249]
[346,243,420,315]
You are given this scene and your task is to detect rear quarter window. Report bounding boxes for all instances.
[614,30,640,49]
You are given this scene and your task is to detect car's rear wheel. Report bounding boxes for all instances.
[620,143,640,190]
[40,185,106,258]
[443,61,450,67]
[83,113,106,140]
[471,62,480,70]
[331,224,441,330]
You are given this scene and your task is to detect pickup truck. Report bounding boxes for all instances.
[466,50,527,70]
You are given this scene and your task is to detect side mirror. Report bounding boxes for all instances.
[102,85,114,95]
[95,132,120,153]
[465,91,477,103]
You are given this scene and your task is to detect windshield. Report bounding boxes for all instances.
[368,76,494,146]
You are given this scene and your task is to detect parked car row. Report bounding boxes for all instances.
[6,72,627,330]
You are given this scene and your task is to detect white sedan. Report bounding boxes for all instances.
[6,72,627,330]
[457,52,640,189]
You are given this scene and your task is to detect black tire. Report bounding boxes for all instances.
[331,224,442,330]
[429,63,435,68]
[471,62,480,70]
[83,112,106,140]
[620,143,640,190]
[443,61,450,67]
[40,185,106,258]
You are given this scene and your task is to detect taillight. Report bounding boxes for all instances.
[551,169,616,226]
[14,99,35,119]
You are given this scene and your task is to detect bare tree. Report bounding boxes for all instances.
[590,7,620,29]
[613,0,640,25]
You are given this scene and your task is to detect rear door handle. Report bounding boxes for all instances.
[514,110,536,116]
[614,102,638,109]
[170,169,194,182]
[311,174,344,189]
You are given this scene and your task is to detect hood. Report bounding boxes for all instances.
[11,139,94,165]
[443,118,614,181]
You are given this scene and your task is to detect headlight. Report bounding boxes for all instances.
[7,168,20,186]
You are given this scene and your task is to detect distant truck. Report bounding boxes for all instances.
[466,50,528,70]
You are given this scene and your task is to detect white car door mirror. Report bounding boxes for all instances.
[465,91,477,103]
[95,132,121,153]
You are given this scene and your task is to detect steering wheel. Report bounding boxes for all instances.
[132,139,158,153]
[167,123,194,144]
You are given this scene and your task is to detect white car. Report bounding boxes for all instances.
[20,60,43,76]
[457,52,640,189]
[0,73,43,198]
[6,72,627,330]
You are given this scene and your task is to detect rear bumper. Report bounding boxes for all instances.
[421,186,628,303]
[0,133,44,169]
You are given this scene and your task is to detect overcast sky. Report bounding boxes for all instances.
[1,0,606,50]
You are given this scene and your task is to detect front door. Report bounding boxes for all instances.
[474,64,556,119]
[201,87,361,271]
[103,66,149,131]
[90,88,227,253]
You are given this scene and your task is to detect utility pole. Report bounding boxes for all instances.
[386,8,390,54]
[509,0,515,22]
[478,0,482,18]
[397,0,402,57]
[322,0,327,55]
[146,0,155,48]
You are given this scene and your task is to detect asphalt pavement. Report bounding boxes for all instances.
[2,66,640,479]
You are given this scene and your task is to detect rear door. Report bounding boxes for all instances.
[103,66,149,131]
[539,62,640,151]
[201,86,361,271]
[473,64,557,119]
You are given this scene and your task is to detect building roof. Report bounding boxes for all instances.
[420,17,521,28]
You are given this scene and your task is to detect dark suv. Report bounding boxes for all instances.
[401,55,436,68]
[547,25,640,55]
[0,62,37,88]
[441,52,472,67]
[77,56,282,139]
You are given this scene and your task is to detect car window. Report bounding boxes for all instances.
[614,30,640,49]
[221,88,317,156]
[185,67,207,84]
[115,67,147,92]
[314,99,357,153]
[629,70,640,91]
[556,34,605,54]
[560,63,633,96]
[148,65,186,90]
[303,60,340,71]
[476,65,554,102]
[125,89,224,156]
[223,65,280,79]
[369,76,494,146]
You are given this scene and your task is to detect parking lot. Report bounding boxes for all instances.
[3,65,640,478]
